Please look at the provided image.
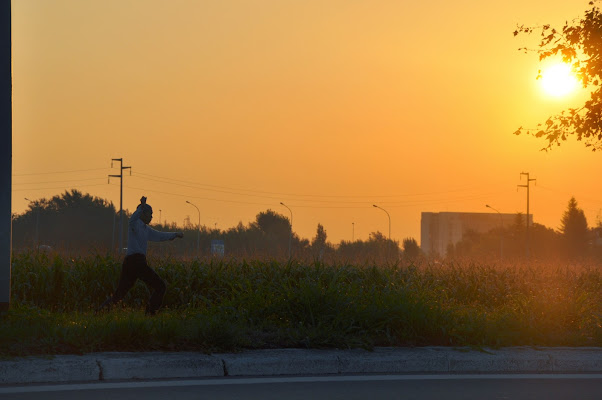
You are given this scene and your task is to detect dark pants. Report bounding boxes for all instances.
[104,253,166,315]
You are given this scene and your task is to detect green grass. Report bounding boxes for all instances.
[2,252,601,356]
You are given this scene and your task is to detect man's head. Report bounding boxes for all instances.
[140,203,153,225]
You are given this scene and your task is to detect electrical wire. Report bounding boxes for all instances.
[13,177,106,185]
[132,170,494,202]
[124,181,506,210]
[123,185,276,207]
[12,167,110,177]
[12,183,113,192]
[11,168,515,211]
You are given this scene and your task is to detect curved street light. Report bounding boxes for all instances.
[373,204,391,241]
[280,202,293,259]
[186,200,200,254]
[486,204,504,260]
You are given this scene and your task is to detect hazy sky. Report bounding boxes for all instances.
[11,0,602,245]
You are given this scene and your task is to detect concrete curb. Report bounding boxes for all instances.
[1,347,601,385]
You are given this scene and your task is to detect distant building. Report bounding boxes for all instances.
[420,211,531,257]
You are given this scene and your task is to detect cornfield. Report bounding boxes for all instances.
[2,251,601,356]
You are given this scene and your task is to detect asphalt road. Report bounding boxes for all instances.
[3,374,602,400]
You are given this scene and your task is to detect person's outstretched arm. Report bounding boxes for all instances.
[147,228,183,242]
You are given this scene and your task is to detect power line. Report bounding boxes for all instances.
[537,184,602,205]
[124,183,505,210]
[132,171,502,206]
[12,167,109,177]
[124,185,275,207]
[133,170,488,199]
[12,183,112,192]
[13,177,105,185]
[11,167,509,211]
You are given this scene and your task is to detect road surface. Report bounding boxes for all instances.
[2,374,602,400]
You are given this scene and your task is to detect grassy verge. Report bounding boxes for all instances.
[2,252,601,356]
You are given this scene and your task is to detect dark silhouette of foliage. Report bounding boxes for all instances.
[559,196,590,257]
[12,190,116,253]
[311,223,330,261]
[514,2,602,151]
[450,208,591,261]
[13,191,405,262]
[402,237,421,261]
[337,232,400,264]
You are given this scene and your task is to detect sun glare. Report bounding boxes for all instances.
[540,63,578,97]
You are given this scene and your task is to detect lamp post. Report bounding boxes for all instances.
[373,204,391,240]
[24,198,39,249]
[280,202,293,259]
[352,222,354,242]
[185,201,200,254]
[486,204,504,260]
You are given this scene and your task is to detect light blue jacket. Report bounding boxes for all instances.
[126,207,177,256]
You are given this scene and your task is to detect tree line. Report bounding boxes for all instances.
[12,190,419,263]
[13,190,599,262]
[448,197,601,261]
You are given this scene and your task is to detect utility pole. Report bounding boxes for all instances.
[0,1,11,314]
[108,158,131,253]
[518,172,536,257]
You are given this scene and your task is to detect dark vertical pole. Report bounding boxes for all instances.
[526,180,530,256]
[119,164,123,250]
[0,1,11,313]
[109,158,130,253]
[518,172,536,258]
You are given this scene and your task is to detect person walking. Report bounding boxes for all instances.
[99,196,183,315]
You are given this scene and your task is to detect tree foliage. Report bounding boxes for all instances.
[311,223,330,260]
[12,192,404,262]
[514,1,602,151]
[402,237,421,261]
[12,189,116,252]
[559,196,589,257]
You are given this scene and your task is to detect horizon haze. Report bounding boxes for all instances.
[11,0,602,245]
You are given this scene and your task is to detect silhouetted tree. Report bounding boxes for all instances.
[560,197,589,257]
[12,189,116,252]
[337,232,399,264]
[311,223,328,261]
[514,2,602,150]
[251,209,292,258]
[402,237,421,261]
[451,220,563,260]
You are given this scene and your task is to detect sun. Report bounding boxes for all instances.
[540,63,578,97]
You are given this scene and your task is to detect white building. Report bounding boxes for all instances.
[420,211,531,257]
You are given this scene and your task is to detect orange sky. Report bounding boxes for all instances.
[11,0,602,245]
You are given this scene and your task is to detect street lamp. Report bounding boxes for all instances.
[280,202,293,259]
[352,222,355,242]
[185,200,200,254]
[486,204,504,260]
[24,198,39,249]
[373,204,391,240]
